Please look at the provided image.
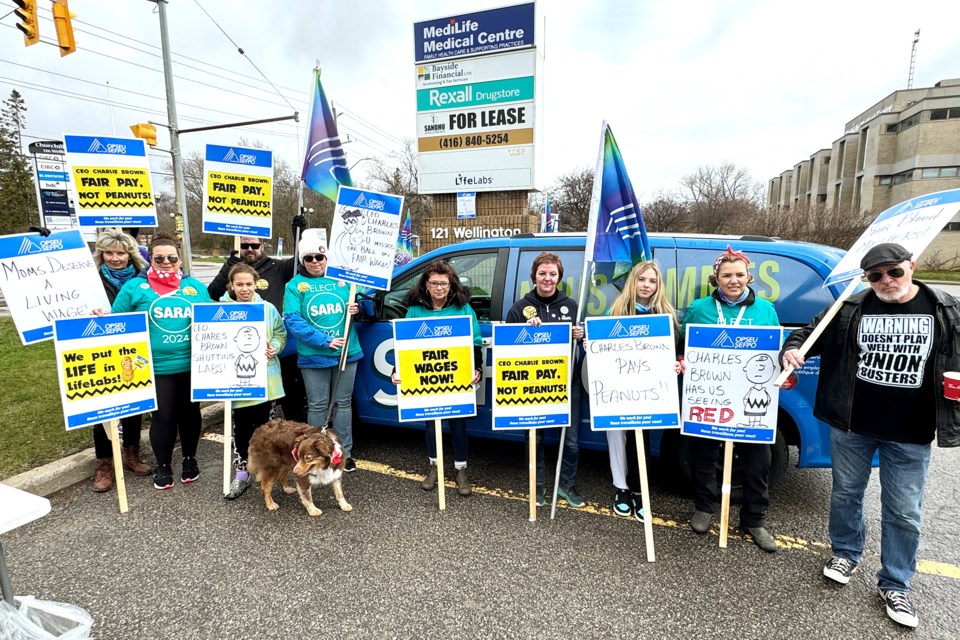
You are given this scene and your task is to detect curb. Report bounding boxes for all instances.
[3,404,225,497]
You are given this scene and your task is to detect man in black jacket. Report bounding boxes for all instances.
[207,217,308,421]
[781,243,960,630]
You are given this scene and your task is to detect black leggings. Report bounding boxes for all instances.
[93,414,143,459]
[151,372,202,467]
[277,354,307,422]
[689,436,771,528]
[232,402,272,469]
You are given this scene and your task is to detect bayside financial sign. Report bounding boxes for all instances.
[414,3,534,64]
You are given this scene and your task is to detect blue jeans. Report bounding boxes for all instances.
[829,428,931,592]
[425,419,468,465]
[302,362,357,456]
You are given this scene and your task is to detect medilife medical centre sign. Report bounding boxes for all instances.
[414,3,539,195]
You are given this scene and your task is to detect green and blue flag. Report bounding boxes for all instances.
[301,69,352,202]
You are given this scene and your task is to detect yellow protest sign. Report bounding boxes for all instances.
[494,356,568,406]
[205,171,272,217]
[72,166,154,209]
[61,341,152,401]
[397,345,473,396]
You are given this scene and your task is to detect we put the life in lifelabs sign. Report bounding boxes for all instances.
[681,324,784,444]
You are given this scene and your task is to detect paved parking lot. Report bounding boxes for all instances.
[4,422,959,639]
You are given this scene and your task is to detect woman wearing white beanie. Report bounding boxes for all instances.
[282,230,362,471]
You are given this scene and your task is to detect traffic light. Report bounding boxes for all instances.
[13,0,39,47]
[130,123,158,147]
[51,0,76,57]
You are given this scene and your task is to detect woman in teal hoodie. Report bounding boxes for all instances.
[391,259,483,497]
[283,235,361,471]
[110,232,212,490]
[221,263,286,499]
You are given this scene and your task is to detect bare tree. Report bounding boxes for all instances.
[545,166,594,232]
[679,163,763,234]
[364,138,432,240]
[736,202,872,248]
[642,190,688,232]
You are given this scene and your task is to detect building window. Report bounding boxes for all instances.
[940,167,959,177]
[921,167,940,179]
[878,176,893,185]
[892,170,912,184]
[886,123,899,133]
[950,108,960,118]
[931,109,949,120]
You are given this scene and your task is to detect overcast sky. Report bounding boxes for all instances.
[2,0,959,199]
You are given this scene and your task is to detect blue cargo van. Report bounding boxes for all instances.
[353,232,851,488]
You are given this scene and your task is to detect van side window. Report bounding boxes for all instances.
[514,249,645,318]
[380,251,499,321]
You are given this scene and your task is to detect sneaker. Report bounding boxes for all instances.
[740,525,778,553]
[613,489,633,517]
[823,556,858,585]
[631,493,645,523]
[153,464,174,490]
[181,457,200,483]
[344,458,357,473]
[225,475,250,500]
[536,485,546,507]
[558,485,585,508]
[690,510,712,534]
[879,589,919,628]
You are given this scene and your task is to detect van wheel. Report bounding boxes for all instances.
[672,430,789,504]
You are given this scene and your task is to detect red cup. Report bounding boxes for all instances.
[945,372,960,401]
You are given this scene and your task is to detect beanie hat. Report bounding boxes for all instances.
[298,229,326,263]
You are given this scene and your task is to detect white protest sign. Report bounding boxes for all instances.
[202,144,273,238]
[394,315,477,421]
[0,230,109,345]
[492,323,571,430]
[53,312,157,430]
[457,192,477,219]
[191,303,268,401]
[585,315,680,430]
[824,188,960,286]
[63,135,158,227]
[681,324,783,443]
[327,186,404,290]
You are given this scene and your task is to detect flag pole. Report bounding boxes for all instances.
[551,121,608,519]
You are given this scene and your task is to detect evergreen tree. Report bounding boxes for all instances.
[0,89,38,234]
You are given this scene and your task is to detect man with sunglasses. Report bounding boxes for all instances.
[207,216,308,421]
[781,242,960,629]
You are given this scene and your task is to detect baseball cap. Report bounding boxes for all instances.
[860,243,912,271]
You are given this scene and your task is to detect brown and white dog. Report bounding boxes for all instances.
[247,419,352,517]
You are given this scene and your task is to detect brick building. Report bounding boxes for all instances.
[768,78,960,231]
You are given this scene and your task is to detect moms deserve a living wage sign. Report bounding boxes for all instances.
[63,135,158,227]
[394,316,476,421]
[327,187,404,290]
[191,303,268,401]
[585,315,680,429]
[681,325,783,443]
[53,312,156,430]
[202,144,273,238]
[0,230,109,344]
[492,323,571,430]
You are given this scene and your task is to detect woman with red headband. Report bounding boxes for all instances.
[680,246,781,553]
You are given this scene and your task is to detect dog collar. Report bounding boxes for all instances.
[291,447,299,462]
[331,443,342,466]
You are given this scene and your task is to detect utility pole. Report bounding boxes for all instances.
[152,0,194,272]
[907,29,920,90]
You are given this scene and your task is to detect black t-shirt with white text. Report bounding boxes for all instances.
[849,289,938,444]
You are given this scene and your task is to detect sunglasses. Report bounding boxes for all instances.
[240,243,261,250]
[152,255,179,264]
[303,254,327,263]
[865,267,905,283]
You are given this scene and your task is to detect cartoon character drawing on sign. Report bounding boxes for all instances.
[334,207,365,269]
[740,353,776,428]
[120,356,135,383]
[234,326,261,386]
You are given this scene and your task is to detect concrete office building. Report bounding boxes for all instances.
[768,78,960,232]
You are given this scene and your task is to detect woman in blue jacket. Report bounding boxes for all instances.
[110,232,212,490]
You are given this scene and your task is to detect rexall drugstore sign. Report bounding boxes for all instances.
[414,3,534,63]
